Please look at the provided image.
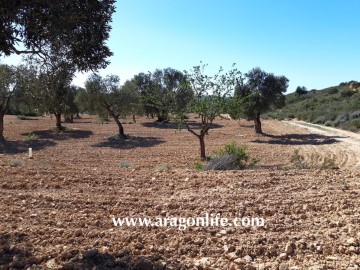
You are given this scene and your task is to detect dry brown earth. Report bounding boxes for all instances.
[0,115,359,270]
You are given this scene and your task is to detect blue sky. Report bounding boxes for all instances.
[2,0,360,93]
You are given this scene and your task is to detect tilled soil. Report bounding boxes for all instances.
[0,115,359,270]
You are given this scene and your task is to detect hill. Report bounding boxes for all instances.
[267,81,360,132]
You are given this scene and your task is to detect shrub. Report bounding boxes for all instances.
[194,161,205,170]
[119,161,132,168]
[324,120,334,127]
[10,159,22,167]
[312,116,326,124]
[205,141,258,170]
[25,132,38,141]
[342,119,360,132]
[334,113,349,126]
[320,156,339,169]
[205,154,239,171]
[350,110,360,119]
[289,149,338,170]
[290,149,308,169]
[328,88,339,94]
[340,89,355,97]
[215,141,250,167]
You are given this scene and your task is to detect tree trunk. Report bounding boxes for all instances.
[254,114,262,134]
[55,113,62,131]
[112,115,125,137]
[0,111,4,141]
[199,131,206,160]
[132,114,136,123]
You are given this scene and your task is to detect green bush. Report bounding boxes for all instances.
[312,116,326,124]
[25,132,38,141]
[215,141,249,167]
[289,149,338,170]
[342,119,360,132]
[340,89,355,97]
[194,161,205,170]
[205,141,258,170]
[324,120,334,127]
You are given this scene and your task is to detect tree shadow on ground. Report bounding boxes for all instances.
[0,139,56,154]
[21,129,93,141]
[252,133,343,145]
[0,232,185,269]
[92,136,165,149]
[142,120,224,130]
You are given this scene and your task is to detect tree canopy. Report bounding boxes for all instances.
[135,68,193,121]
[175,63,241,159]
[0,0,115,71]
[229,67,289,133]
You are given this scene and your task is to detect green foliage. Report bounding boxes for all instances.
[171,63,241,159]
[83,73,141,135]
[228,67,288,133]
[340,89,355,97]
[342,119,360,132]
[211,141,258,169]
[290,149,308,169]
[135,68,193,121]
[267,84,360,132]
[194,161,205,170]
[289,149,338,170]
[25,132,38,141]
[119,161,132,168]
[295,86,308,95]
[1,1,115,71]
[312,116,326,124]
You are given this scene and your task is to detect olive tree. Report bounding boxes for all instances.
[229,67,289,134]
[84,74,140,138]
[0,0,115,71]
[136,68,193,122]
[0,64,15,140]
[0,64,38,139]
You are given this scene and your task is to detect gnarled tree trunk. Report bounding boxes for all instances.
[54,112,62,131]
[199,132,206,160]
[112,116,125,136]
[254,113,262,134]
[0,111,4,141]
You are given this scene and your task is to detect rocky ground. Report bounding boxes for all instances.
[0,115,359,270]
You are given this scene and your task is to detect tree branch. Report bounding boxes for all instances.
[185,121,200,138]
[10,44,41,55]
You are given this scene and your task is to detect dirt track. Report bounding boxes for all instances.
[0,115,359,270]
[284,120,360,170]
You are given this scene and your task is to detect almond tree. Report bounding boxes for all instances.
[175,63,241,159]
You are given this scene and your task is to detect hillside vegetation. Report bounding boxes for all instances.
[267,81,360,132]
